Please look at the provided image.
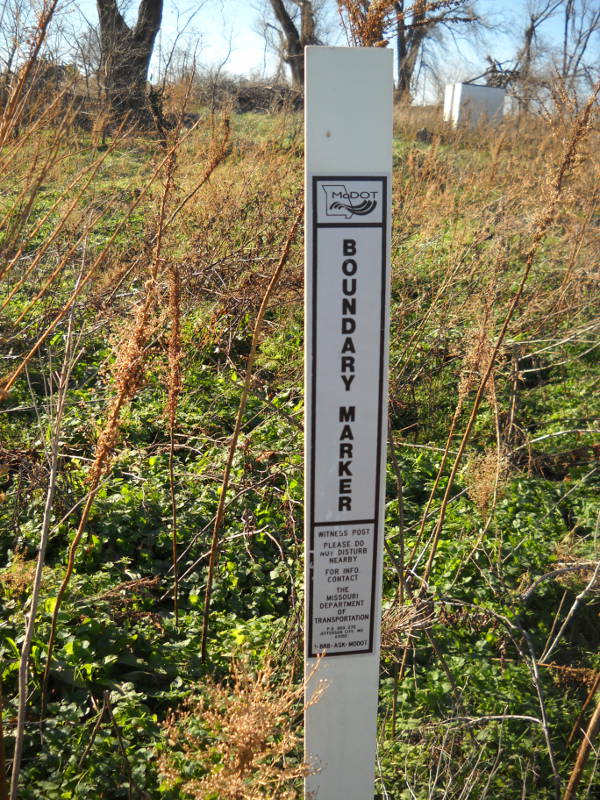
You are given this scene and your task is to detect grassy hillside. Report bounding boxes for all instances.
[1,91,599,799]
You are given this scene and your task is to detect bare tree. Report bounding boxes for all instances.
[393,1,479,99]
[338,1,481,101]
[503,1,600,110]
[69,19,102,101]
[0,0,32,75]
[514,1,562,87]
[560,0,600,91]
[0,0,35,102]
[265,0,322,88]
[96,0,163,117]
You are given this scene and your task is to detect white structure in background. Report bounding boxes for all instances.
[444,83,505,127]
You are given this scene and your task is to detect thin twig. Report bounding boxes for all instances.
[567,671,600,748]
[518,623,562,799]
[200,204,303,662]
[1,120,204,396]
[40,196,168,714]
[0,677,8,800]
[541,560,600,663]
[388,420,406,603]
[437,714,542,729]
[77,696,107,769]
[167,259,182,625]
[563,696,600,800]
[0,0,62,145]
[0,125,125,289]
[522,562,599,603]
[10,293,77,799]
[104,692,150,800]
[420,86,600,589]
[511,428,600,452]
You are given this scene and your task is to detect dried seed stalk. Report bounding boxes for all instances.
[420,84,599,588]
[167,260,182,625]
[10,309,76,799]
[563,696,600,800]
[38,148,178,713]
[200,204,303,662]
[40,275,159,717]
[0,132,187,397]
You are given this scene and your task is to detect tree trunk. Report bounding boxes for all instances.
[268,0,319,88]
[286,39,305,88]
[96,0,163,118]
[394,2,408,98]
[395,0,427,101]
[562,0,574,78]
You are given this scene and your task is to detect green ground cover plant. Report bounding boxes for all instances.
[1,51,599,800]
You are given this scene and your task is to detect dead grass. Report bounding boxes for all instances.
[1,47,600,797]
[159,658,310,800]
[0,552,37,599]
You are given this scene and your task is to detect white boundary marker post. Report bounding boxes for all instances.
[304,46,393,800]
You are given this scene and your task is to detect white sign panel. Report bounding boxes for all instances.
[308,176,388,658]
[304,46,392,800]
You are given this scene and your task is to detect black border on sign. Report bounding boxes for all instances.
[307,175,388,658]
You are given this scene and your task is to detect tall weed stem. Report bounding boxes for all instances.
[200,204,303,662]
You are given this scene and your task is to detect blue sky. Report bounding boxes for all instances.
[73,0,279,77]
[71,0,594,89]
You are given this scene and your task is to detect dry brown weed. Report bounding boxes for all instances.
[465,448,509,514]
[381,600,435,652]
[159,658,311,800]
[0,552,37,599]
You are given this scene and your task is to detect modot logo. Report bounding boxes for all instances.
[322,184,378,219]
